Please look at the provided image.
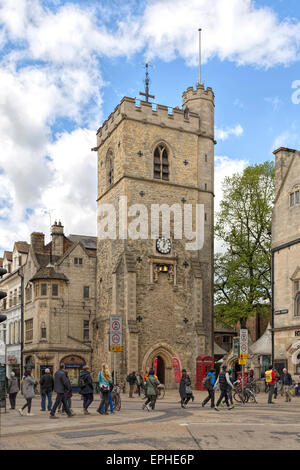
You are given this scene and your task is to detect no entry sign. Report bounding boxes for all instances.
[240,329,248,355]
[109,315,122,351]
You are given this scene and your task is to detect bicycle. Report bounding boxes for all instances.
[232,381,246,404]
[112,384,121,411]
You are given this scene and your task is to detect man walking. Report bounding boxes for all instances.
[282,368,293,402]
[49,364,75,418]
[79,365,94,414]
[40,368,54,412]
[214,365,234,411]
[265,365,276,404]
[127,371,137,398]
[202,368,216,408]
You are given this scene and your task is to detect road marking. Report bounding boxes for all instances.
[180,422,300,426]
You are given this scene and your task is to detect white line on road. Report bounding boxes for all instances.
[180,422,300,426]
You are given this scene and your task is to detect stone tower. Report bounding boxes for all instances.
[93,83,215,388]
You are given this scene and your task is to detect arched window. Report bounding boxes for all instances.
[106,150,114,186]
[154,144,169,181]
[295,293,300,317]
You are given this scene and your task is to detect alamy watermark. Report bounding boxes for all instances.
[292,80,300,104]
[98,196,205,251]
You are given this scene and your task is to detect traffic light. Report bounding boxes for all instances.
[0,267,7,323]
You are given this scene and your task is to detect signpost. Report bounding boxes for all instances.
[239,329,248,395]
[109,316,122,384]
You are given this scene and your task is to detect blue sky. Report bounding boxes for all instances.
[0,0,300,253]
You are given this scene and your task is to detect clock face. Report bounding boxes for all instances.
[156,237,171,254]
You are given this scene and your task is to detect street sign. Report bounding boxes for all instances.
[240,329,248,355]
[109,346,123,352]
[239,358,247,365]
[240,354,248,359]
[109,315,122,349]
[233,337,240,356]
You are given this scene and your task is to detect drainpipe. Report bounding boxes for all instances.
[17,269,24,380]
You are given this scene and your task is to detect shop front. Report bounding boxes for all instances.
[60,355,86,392]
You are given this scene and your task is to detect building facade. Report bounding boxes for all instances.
[93,84,215,388]
[272,147,300,377]
[0,242,30,382]
[22,222,97,387]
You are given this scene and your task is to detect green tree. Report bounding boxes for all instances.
[214,161,275,328]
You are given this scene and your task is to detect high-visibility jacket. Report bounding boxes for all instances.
[265,369,275,384]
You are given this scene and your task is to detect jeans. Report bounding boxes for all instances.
[83,393,94,410]
[99,391,110,413]
[202,388,215,408]
[216,389,230,407]
[129,384,135,398]
[100,392,113,413]
[9,393,17,409]
[50,393,72,416]
[41,391,53,411]
[268,384,275,403]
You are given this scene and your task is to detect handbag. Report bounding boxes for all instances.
[100,384,110,392]
[185,385,192,395]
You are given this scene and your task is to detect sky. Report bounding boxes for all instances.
[1,0,300,254]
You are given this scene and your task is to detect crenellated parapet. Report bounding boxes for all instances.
[182,84,215,106]
[96,97,202,148]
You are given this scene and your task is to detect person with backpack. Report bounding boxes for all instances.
[97,363,113,415]
[143,369,160,411]
[126,371,137,398]
[202,368,216,408]
[265,365,276,404]
[220,368,235,408]
[79,365,94,415]
[214,365,234,411]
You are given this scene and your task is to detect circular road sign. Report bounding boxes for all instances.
[111,333,121,344]
[112,320,121,331]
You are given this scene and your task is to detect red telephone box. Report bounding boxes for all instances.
[196,356,214,390]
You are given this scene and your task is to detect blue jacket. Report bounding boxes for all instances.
[207,372,215,387]
[282,372,292,386]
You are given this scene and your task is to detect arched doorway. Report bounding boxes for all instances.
[156,356,165,384]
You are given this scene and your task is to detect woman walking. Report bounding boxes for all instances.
[97,364,112,415]
[18,368,37,416]
[179,369,193,408]
[143,368,160,411]
[7,371,19,410]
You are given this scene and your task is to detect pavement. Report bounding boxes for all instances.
[1,390,300,450]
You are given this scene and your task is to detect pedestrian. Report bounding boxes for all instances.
[40,368,54,412]
[126,371,137,398]
[18,368,37,416]
[179,369,192,408]
[100,387,114,414]
[185,373,194,404]
[79,365,94,415]
[60,371,72,414]
[7,371,19,410]
[97,363,113,415]
[136,372,144,397]
[265,365,276,404]
[282,368,293,402]
[214,365,234,411]
[202,368,216,408]
[49,363,75,418]
[221,369,235,408]
[143,368,160,411]
[273,368,280,399]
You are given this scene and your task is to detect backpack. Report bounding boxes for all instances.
[203,375,211,389]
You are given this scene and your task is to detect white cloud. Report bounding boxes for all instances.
[215,124,244,141]
[264,96,283,110]
[272,130,300,152]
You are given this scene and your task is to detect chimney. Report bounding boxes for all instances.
[51,220,64,257]
[30,232,45,253]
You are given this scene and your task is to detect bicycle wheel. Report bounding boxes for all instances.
[157,386,165,399]
[246,390,257,403]
[233,391,244,403]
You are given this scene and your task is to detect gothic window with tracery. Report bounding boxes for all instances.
[295,293,300,317]
[154,144,169,181]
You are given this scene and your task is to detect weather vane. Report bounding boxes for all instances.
[139,58,155,102]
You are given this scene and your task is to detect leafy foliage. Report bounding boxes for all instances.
[214,161,275,328]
